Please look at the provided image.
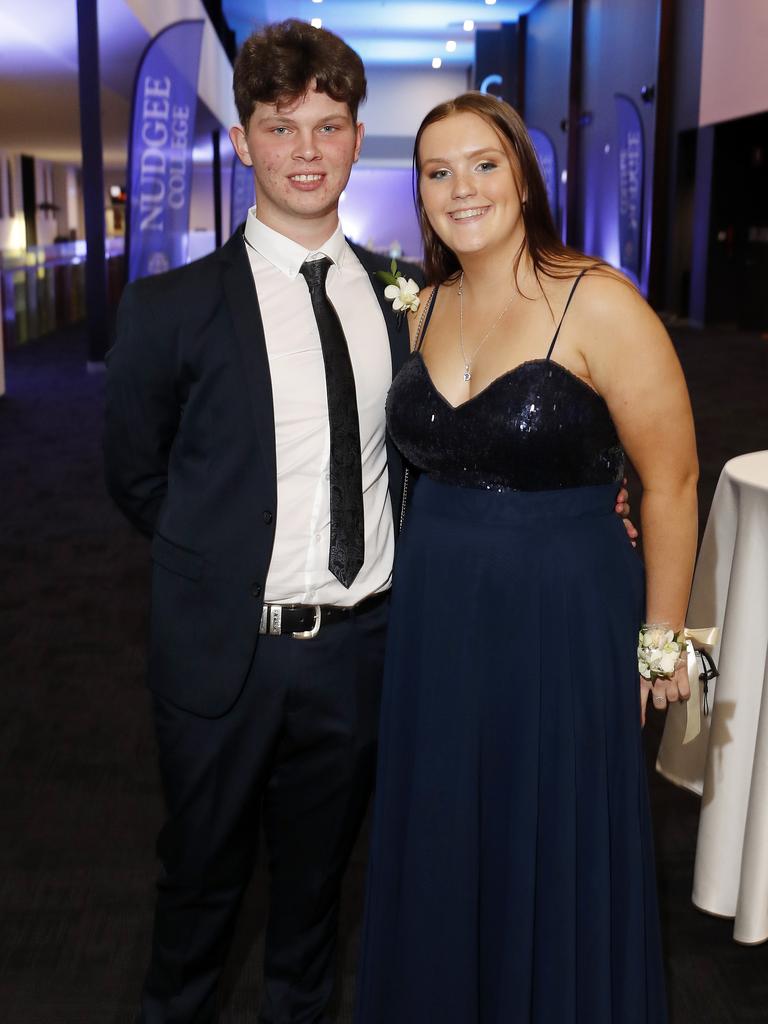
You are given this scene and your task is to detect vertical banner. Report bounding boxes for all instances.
[528,128,558,222]
[126,20,205,282]
[230,155,255,234]
[614,94,644,282]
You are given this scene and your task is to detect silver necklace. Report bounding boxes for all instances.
[458,272,515,382]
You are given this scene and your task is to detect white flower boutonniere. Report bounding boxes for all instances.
[377,259,420,315]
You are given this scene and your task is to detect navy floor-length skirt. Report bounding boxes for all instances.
[354,477,667,1024]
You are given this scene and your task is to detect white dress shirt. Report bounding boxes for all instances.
[243,208,395,607]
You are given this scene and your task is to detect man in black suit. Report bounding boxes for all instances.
[105,20,421,1024]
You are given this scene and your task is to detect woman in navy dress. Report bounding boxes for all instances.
[354,93,698,1023]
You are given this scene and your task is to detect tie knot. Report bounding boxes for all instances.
[300,256,332,294]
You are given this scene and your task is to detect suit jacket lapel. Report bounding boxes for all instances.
[220,231,278,485]
[349,241,416,526]
[219,235,413,523]
[349,242,411,378]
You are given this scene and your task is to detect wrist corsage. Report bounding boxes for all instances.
[377,259,420,315]
[638,623,686,680]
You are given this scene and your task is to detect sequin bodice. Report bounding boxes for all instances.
[386,351,624,492]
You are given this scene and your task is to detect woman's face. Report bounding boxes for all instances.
[418,111,525,261]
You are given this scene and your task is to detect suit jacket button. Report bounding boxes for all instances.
[262,510,273,525]
[251,583,262,598]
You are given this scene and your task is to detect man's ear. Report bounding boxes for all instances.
[353,121,365,164]
[229,124,253,167]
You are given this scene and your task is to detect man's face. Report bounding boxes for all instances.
[230,85,364,237]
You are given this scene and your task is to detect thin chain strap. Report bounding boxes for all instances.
[412,286,435,351]
[399,467,410,533]
[398,287,435,533]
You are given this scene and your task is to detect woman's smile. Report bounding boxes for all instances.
[448,206,491,222]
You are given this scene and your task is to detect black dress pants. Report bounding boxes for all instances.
[139,598,388,1023]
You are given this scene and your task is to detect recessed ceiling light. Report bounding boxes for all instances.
[463,20,475,31]
[485,0,497,5]
[432,57,442,69]
[312,0,322,4]
[446,40,457,52]
[311,17,322,28]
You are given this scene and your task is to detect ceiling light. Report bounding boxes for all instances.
[446,40,457,52]
[311,17,322,28]
[312,0,322,3]
[432,57,442,69]
[485,0,497,5]
[463,20,475,31]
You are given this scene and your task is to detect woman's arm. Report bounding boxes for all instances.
[579,275,699,722]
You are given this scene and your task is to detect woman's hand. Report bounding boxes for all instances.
[615,478,638,546]
[640,662,692,727]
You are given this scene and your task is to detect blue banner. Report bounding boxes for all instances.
[614,94,644,282]
[528,128,558,222]
[126,20,205,281]
[230,154,255,234]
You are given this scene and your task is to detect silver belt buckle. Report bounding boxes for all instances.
[268,605,282,635]
[292,605,322,639]
[258,604,284,636]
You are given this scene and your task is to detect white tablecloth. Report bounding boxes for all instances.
[657,450,768,944]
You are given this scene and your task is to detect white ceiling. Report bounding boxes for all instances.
[0,0,154,166]
[222,0,536,66]
[0,0,535,168]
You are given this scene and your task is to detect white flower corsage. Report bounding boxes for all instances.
[638,623,686,680]
[377,259,420,315]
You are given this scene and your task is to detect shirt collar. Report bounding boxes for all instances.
[243,207,347,279]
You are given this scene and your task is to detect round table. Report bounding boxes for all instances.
[657,450,768,945]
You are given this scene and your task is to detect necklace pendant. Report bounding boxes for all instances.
[463,368,472,382]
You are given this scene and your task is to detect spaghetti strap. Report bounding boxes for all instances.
[414,285,439,352]
[546,269,588,360]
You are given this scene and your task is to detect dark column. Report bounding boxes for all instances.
[662,0,706,314]
[76,0,108,367]
[212,130,223,249]
[21,155,37,247]
[474,23,520,108]
[648,0,675,308]
[516,15,528,120]
[565,0,584,249]
[688,125,715,326]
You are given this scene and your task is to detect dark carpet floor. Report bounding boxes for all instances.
[0,322,767,1023]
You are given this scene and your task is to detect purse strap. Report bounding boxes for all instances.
[412,285,438,352]
[398,286,438,533]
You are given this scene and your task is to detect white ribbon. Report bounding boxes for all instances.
[681,626,720,744]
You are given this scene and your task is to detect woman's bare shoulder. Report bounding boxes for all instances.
[568,268,667,347]
[577,267,651,319]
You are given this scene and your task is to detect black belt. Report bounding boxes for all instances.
[258,590,390,639]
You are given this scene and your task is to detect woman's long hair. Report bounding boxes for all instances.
[414,92,607,288]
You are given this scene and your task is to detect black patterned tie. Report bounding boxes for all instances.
[299,257,364,588]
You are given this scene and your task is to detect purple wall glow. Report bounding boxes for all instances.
[578,0,659,294]
[339,167,422,261]
[525,0,572,243]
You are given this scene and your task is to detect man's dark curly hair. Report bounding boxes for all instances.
[233,19,367,127]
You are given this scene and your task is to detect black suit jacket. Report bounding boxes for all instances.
[104,228,422,717]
